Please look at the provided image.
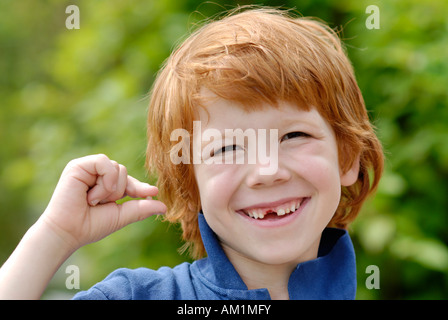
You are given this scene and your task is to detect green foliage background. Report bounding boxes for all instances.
[0,0,447,299]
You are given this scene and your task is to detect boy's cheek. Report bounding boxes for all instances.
[286,153,340,186]
[194,166,238,206]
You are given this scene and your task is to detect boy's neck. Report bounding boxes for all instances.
[237,261,293,300]
[221,240,320,300]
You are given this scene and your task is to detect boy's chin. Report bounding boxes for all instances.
[240,244,315,267]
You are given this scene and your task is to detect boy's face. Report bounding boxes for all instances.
[193,96,359,268]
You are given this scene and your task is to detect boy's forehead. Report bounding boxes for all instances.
[195,93,327,130]
[196,86,312,115]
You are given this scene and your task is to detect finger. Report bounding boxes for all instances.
[98,157,120,193]
[87,176,108,206]
[125,175,159,199]
[116,199,167,227]
[99,164,128,204]
[69,154,119,192]
[62,154,119,191]
[87,164,126,206]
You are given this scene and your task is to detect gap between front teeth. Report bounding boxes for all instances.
[245,200,301,219]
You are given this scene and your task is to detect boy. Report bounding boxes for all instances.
[0,8,383,300]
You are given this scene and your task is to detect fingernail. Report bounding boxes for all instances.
[90,199,100,206]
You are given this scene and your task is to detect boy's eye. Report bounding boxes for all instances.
[213,144,242,156]
[281,131,310,142]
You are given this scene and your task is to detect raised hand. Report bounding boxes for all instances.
[0,154,167,299]
[41,154,167,251]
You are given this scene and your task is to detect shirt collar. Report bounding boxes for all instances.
[196,213,356,299]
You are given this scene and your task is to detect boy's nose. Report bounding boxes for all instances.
[245,159,291,188]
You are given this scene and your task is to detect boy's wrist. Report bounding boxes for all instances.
[30,216,80,259]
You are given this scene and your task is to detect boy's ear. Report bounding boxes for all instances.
[340,154,360,187]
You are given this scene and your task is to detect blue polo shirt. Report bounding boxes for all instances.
[73,214,356,300]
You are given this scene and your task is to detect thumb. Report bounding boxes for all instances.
[117,199,167,227]
[81,199,167,246]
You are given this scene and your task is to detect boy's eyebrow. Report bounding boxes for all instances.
[200,111,324,134]
[267,110,325,130]
[280,116,323,130]
[280,117,311,127]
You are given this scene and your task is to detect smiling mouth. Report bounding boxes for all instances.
[238,198,306,220]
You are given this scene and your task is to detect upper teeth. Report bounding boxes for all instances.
[244,199,301,220]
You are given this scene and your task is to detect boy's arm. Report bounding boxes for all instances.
[0,154,167,300]
[0,219,76,299]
